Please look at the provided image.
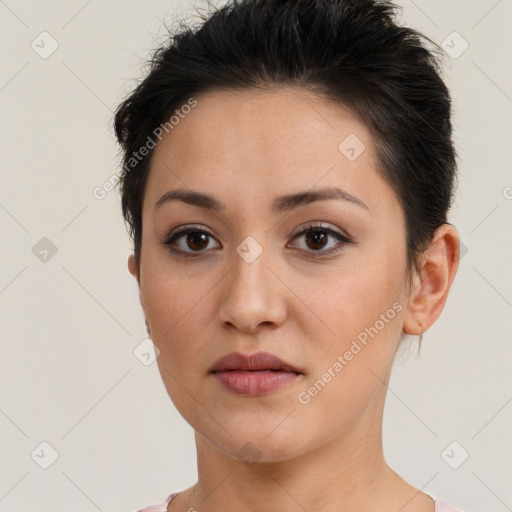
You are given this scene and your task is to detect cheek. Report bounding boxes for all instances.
[297,252,405,398]
[139,263,210,378]
[140,245,214,333]
[142,270,211,419]
[301,254,403,346]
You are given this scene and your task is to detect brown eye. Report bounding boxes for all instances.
[162,225,221,256]
[304,230,329,250]
[184,232,209,251]
[289,223,352,258]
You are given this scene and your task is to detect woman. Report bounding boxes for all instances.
[114,0,462,510]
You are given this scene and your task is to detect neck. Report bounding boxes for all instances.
[193,428,388,512]
[176,387,428,512]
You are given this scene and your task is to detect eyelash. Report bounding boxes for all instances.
[161,222,353,259]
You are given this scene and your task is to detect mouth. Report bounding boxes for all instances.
[209,351,303,396]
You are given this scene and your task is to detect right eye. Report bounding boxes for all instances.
[162,225,221,257]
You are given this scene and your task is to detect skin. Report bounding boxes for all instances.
[127,87,460,512]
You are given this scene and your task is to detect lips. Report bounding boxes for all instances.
[209,351,303,396]
[209,351,302,374]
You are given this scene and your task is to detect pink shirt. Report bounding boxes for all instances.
[137,492,464,511]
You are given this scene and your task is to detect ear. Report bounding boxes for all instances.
[403,224,460,336]
[128,253,145,310]
[128,253,139,284]
[128,253,152,336]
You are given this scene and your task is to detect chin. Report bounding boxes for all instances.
[202,421,312,465]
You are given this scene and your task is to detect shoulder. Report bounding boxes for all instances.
[136,492,179,512]
[434,499,465,512]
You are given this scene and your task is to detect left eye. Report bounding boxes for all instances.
[288,224,351,257]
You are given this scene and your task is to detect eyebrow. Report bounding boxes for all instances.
[153,186,369,214]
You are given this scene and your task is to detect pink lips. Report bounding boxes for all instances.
[209,351,302,396]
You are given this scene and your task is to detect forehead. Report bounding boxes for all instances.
[145,87,392,217]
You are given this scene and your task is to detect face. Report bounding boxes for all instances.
[130,87,414,462]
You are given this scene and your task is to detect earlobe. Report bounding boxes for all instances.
[403,224,460,336]
[128,252,149,331]
[127,253,139,283]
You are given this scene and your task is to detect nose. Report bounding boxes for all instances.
[217,241,287,334]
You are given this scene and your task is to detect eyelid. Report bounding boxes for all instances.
[289,221,350,240]
[167,223,216,239]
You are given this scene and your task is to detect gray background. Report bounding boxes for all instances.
[1,1,511,511]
